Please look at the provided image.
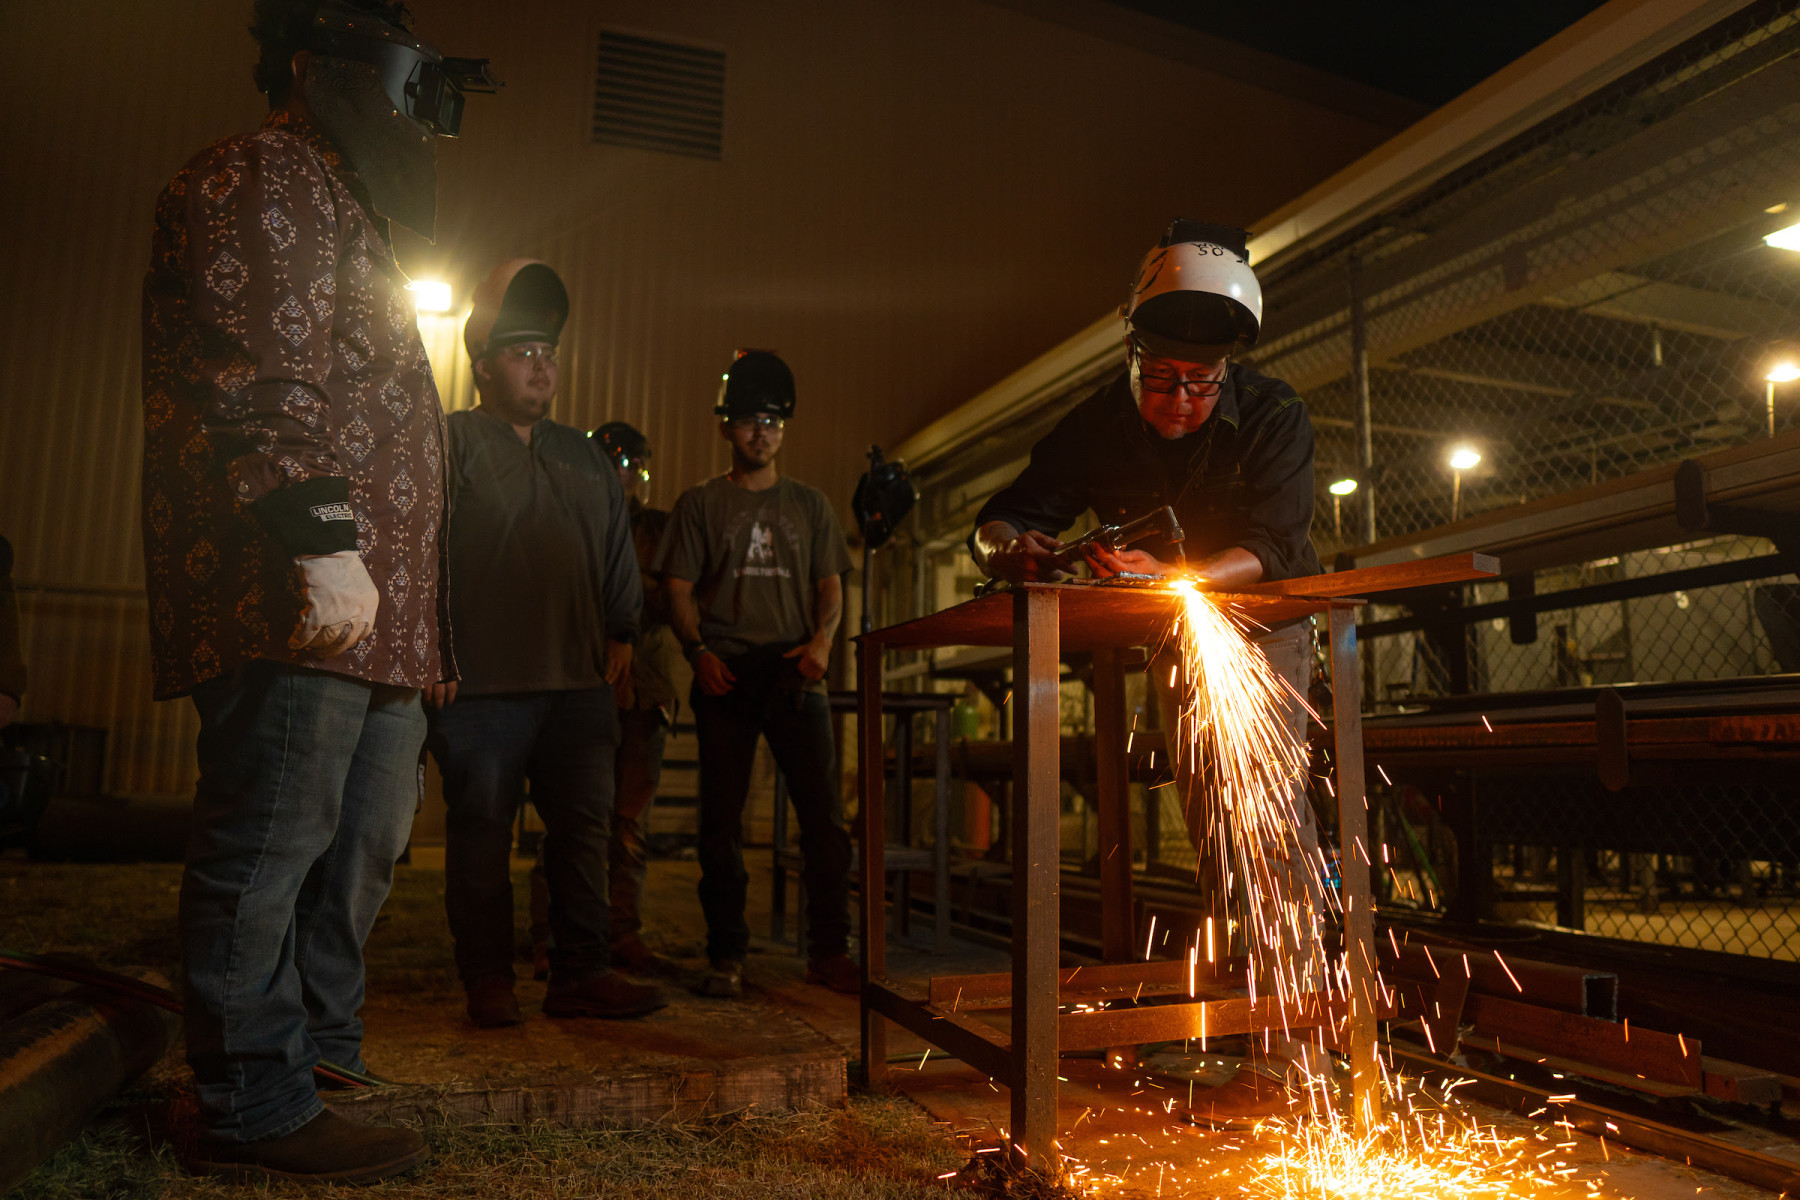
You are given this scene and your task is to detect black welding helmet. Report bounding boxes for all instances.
[715,350,796,419]
[303,1,499,136]
[592,421,652,485]
[1124,219,1263,357]
[464,260,569,361]
[851,446,917,550]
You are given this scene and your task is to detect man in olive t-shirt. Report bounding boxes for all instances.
[655,351,855,999]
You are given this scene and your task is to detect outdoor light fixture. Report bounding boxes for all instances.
[1766,359,1800,437]
[1765,222,1800,251]
[1447,445,1481,521]
[1328,477,1357,539]
[407,279,454,313]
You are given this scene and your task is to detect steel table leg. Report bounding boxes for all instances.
[1011,588,1060,1170]
[1329,604,1381,1131]
[934,706,952,953]
[859,640,888,1090]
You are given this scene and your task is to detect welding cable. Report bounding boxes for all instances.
[0,949,382,1088]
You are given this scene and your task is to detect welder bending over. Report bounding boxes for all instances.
[971,220,1329,1127]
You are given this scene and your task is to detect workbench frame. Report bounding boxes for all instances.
[855,555,1496,1172]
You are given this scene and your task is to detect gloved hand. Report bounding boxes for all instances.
[289,551,379,658]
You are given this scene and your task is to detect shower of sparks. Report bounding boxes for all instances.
[1162,579,1327,1010]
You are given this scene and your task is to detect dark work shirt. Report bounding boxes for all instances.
[141,109,452,698]
[445,409,641,696]
[974,365,1322,582]
[654,476,852,664]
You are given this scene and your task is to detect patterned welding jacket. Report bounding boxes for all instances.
[140,109,453,699]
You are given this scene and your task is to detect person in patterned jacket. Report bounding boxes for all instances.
[139,0,493,1183]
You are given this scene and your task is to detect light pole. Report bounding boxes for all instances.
[1766,361,1800,437]
[1329,477,1358,539]
[1448,446,1480,522]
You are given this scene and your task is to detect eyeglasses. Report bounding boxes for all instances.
[500,344,558,367]
[1130,341,1224,398]
[1137,372,1222,399]
[728,414,785,432]
[614,454,651,484]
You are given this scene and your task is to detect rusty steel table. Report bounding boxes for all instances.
[854,554,1497,1172]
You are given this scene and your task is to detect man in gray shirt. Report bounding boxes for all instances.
[656,351,856,999]
[427,259,662,1027]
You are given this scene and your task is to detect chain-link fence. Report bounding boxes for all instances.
[1247,1,1800,555]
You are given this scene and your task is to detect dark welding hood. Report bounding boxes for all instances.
[464,260,569,360]
[851,446,917,550]
[305,1,500,136]
[716,350,797,419]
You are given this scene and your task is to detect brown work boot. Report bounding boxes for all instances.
[183,1108,429,1182]
[464,975,523,1029]
[543,969,666,1019]
[805,953,861,996]
[612,933,672,974]
[695,959,744,998]
[1181,1067,1305,1130]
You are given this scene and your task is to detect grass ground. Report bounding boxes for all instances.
[0,855,969,1198]
[14,1096,966,1200]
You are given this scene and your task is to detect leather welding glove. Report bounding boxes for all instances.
[289,551,379,658]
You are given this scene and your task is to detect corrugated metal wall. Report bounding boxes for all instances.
[0,0,1412,796]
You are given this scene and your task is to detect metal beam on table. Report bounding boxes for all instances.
[1329,604,1381,1132]
[1057,991,1393,1054]
[1010,587,1061,1171]
[864,979,1017,1085]
[928,958,1248,1009]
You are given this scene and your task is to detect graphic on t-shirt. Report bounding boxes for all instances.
[747,522,774,564]
[737,517,793,579]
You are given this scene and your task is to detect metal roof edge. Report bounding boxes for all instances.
[1246,0,1759,268]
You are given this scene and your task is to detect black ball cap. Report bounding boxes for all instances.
[716,349,795,418]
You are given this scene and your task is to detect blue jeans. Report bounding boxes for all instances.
[428,688,618,983]
[181,661,425,1142]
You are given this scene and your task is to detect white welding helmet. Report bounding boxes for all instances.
[1124,220,1262,357]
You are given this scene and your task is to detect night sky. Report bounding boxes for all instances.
[1109,1,1612,106]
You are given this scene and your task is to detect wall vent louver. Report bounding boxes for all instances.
[592,30,725,160]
